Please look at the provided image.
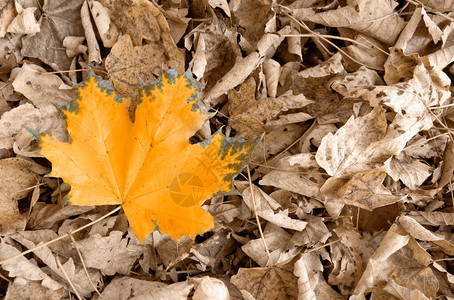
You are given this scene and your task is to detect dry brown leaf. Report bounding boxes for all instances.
[321,169,401,210]
[405,211,454,226]
[0,158,48,235]
[242,184,307,231]
[383,153,432,190]
[186,20,240,90]
[63,36,87,58]
[28,203,95,230]
[341,32,389,71]
[290,215,331,248]
[399,215,454,256]
[438,140,454,190]
[263,58,280,97]
[293,0,405,45]
[421,7,443,44]
[0,0,15,37]
[208,0,231,17]
[105,34,168,99]
[21,0,85,70]
[107,0,175,47]
[6,5,40,35]
[353,224,439,298]
[203,27,290,106]
[0,103,67,154]
[328,220,374,294]
[193,276,230,300]
[5,278,63,300]
[12,233,102,297]
[12,64,76,107]
[0,241,62,290]
[100,276,193,299]
[242,223,294,267]
[316,107,388,177]
[331,66,384,96]
[76,231,142,275]
[352,204,398,232]
[384,279,431,300]
[231,0,275,50]
[89,0,119,48]
[231,267,298,300]
[419,0,454,12]
[259,153,324,198]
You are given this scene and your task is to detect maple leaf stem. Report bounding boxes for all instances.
[0,206,122,265]
[247,165,274,267]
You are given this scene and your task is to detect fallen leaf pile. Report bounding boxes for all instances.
[0,0,454,299]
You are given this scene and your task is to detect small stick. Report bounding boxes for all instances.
[247,165,273,267]
[69,234,103,298]
[55,255,83,300]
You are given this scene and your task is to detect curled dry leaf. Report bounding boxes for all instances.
[242,184,307,231]
[192,276,230,300]
[353,224,438,299]
[89,0,119,48]
[38,70,258,242]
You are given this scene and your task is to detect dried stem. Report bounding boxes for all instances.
[55,255,83,300]
[246,165,273,267]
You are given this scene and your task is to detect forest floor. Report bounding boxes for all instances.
[0,0,453,299]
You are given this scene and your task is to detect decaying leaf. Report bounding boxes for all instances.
[100,276,193,299]
[0,158,48,235]
[76,231,142,275]
[293,0,405,45]
[38,70,258,242]
[21,0,85,70]
[231,267,299,300]
[316,107,388,178]
[353,224,439,298]
[0,103,67,153]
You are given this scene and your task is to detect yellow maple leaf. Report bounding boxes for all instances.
[39,70,258,243]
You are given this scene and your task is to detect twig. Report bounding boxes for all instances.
[55,255,83,300]
[246,165,273,267]
[249,161,327,175]
[69,234,103,298]
[278,6,385,71]
[303,238,342,255]
[258,120,317,170]
[403,132,451,150]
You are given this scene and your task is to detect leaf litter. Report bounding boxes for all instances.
[0,0,454,299]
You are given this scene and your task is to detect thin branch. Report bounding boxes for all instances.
[55,255,83,300]
[246,165,273,267]
[69,234,103,298]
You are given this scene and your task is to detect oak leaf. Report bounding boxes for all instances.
[38,70,257,242]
